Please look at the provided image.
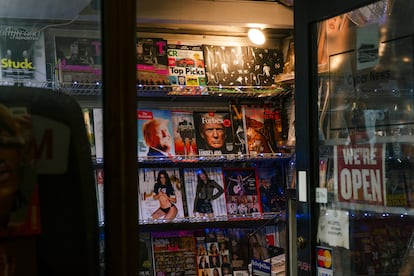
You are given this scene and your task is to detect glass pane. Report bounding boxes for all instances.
[316,0,414,274]
[0,1,102,275]
[137,2,294,275]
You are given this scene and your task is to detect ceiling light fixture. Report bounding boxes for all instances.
[248,28,266,45]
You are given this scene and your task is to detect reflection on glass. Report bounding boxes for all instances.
[317,0,414,275]
[0,1,103,275]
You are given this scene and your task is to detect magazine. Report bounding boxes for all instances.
[193,111,236,156]
[222,168,260,218]
[167,44,207,94]
[0,25,46,85]
[171,111,197,158]
[230,103,247,155]
[183,167,227,219]
[93,108,104,161]
[249,47,284,86]
[202,45,252,87]
[256,165,286,214]
[137,109,175,159]
[95,168,105,225]
[152,230,197,275]
[82,108,96,158]
[136,37,169,85]
[195,228,233,276]
[242,104,280,155]
[203,45,284,87]
[229,226,271,274]
[55,36,101,84]
[139,231,154,276]
[138,168,185,222]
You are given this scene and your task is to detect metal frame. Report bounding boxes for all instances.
[102,0,138,275]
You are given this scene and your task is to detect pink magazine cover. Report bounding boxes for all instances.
[55,36,101,84]
[136,37,169,85]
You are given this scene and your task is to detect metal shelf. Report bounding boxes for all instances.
[2,82,293,100]
[138,212,285,231]
[92,151,295,167]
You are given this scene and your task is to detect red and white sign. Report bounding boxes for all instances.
[334,144,385,205]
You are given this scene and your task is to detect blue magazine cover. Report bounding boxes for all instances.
[137,109,175,159]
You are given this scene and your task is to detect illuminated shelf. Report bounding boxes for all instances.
[138,212,285,230]
[93,151,295,167]
[0,82,293,99]
[137,84,291,99]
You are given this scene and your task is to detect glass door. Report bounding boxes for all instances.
[0,0,107,275]
[315,0,414,274]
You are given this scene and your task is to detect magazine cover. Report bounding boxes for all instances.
[385,163,410,207]
[209,228,233,276]
[227,227,268,274]
[248,47,284,86]
[171,111,197,158]
[203,45,284,87]
[167,44,207,94]
[195,228,233,276]
[136,37,169,85]
[152,230,197,275]
[55,36,102,84]
[183,167,227,219]
[193,111,236,156]
[0,25,46,85]
[242,105,280,155]
[256,165,286,214]
[264,106,284,149]
[229,226,271,274]
[286,96,296,147]
[137,109,175,158]
[95,168,105,225]
[203,45,252,87]
[93,108,104,162]
[222,168,260,218]
[138,168,184,222]
[82,108,96,158]
[139,231,154,276]
[230,103,247,155]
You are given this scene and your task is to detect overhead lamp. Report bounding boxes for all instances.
[248,28,266,45]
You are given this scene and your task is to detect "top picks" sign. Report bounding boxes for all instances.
[334,144,385,205]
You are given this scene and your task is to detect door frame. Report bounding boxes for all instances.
[292,0,379,275]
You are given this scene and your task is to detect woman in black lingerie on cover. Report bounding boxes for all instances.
[151,170,178,220]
